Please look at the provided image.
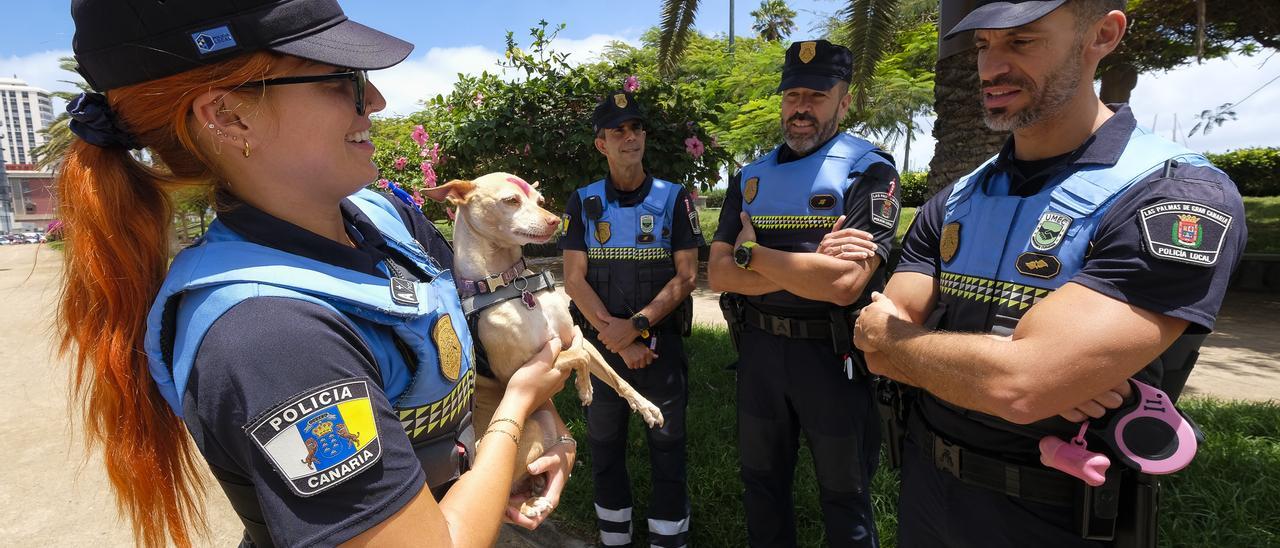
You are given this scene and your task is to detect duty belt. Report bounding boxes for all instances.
[743,306,832,340]
[908,414,1077,507]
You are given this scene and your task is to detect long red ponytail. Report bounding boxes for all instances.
[55,51,299,548]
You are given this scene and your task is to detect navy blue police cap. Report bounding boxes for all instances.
[778,39,853,92]
[944,0,1070,39]
[71,0,413,91]
[592,92,644,134]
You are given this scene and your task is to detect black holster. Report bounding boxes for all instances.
[719,292,746,354]
[1076,469,1159,547]
[876,377,909,469]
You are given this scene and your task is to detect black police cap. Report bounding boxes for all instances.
[71,0,414,91]
[778,39,853,92]
[944,0,1070,39]
[592,92,644,134]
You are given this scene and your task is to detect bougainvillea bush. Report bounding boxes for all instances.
[370,22,730,218]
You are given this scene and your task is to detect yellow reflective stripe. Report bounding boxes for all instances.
[586,248,673,261]
[750,215,836,230]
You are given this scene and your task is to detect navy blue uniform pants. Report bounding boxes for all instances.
[735,324,881,548]
[585,329,689,547]
[898,435,1105,547]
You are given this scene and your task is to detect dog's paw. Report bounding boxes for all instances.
[520,496,555,519]
[632,399,665,429]
[575,374,594,406]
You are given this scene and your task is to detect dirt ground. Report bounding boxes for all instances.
[2,245,1274,545]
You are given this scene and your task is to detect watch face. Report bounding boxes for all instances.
[735,246,750,266]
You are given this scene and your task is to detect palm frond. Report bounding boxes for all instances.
[840,0,902,113]
[657,0,702,75]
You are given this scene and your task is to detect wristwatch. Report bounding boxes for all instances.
[630,313,651,339]
[734,241,758,270]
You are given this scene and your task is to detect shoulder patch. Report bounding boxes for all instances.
[560,213,570,234]
[245,379,382,497]
[686,194,703,236]
[870,175,900,230]
[1138,201,1233,266]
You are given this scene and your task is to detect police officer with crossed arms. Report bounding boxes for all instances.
[710,40,901,547]
[561,91,703,548]
[854,1,1246,546]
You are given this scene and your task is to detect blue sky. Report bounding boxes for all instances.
[2,1,1277,171]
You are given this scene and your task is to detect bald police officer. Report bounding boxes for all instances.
[709,40,900,547]
[855,2,1246,546]
[561,91,703,548]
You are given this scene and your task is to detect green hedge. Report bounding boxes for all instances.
[1206,148,1280,197]
[899,171,932,207]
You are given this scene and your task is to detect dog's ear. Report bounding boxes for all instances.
[422,180,476,205]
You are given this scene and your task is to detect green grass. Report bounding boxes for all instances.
[550,327,1280,547]
[1245,196,1280,254]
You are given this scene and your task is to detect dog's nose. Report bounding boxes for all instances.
[545,217,560,227]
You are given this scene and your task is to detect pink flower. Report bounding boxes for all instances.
[623,75,640,93]
[411,125,429,147]
[375,178,390,189]
[412,191,425,206]
[472,92,485,107]
[684,136,705,159]
[421,161,438,188]
[428,143,441,164]
[393,156,408,171]
[523,143,531,156]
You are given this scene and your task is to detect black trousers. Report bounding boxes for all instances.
[898,435,1106,548]
[585,329,689,547]
[735,324,881,548]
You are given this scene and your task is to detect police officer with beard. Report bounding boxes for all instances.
[709,40,900,547]
[854,1,1246,546]
[561,91,703,548]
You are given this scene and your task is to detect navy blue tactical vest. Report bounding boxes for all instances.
[144,189,476,488]
[577,178,682,319]
[737,133,893,315]
[923,127,1222,446]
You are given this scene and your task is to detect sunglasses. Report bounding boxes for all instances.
[240,69,369,115]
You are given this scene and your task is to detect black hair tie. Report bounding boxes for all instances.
[67,92,143,150]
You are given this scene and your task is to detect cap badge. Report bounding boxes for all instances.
[799,42,817,64]
[191,25,237,56]
[614,93,628,108]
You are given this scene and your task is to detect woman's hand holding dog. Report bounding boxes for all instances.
[506,338,570,414]
[504,420,577,530]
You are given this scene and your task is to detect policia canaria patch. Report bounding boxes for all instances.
[246,379,382,497]
[1138,201,1233,266]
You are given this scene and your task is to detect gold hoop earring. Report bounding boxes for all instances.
[243,140,251,158]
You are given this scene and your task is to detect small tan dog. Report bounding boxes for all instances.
[425,172,663,518]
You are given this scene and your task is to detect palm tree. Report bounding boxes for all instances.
[751,0,797,42]
[33,57,91,171]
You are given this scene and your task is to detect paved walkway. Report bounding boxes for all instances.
[3,246,1274,546]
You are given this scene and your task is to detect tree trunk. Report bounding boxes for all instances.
[1098,63,1139,105]
[904,117,913,173]
[926,48,1008,193]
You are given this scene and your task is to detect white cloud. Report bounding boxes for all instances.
[373,33,636,117]
[1130,52,1280,154]
[0,34,636,120]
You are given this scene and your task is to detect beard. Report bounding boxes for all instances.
[782,109,840,155]
[982,44,1084,132]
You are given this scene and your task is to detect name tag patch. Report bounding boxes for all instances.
[1138,201,1232,266]
[246,379,382,497]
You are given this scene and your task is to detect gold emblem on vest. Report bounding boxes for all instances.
[744,176,760,204]
[940,222,961,263]
[614,93,628,108]
[433,314,463,382]
[799,41,817,64]
[595,221,612,244]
